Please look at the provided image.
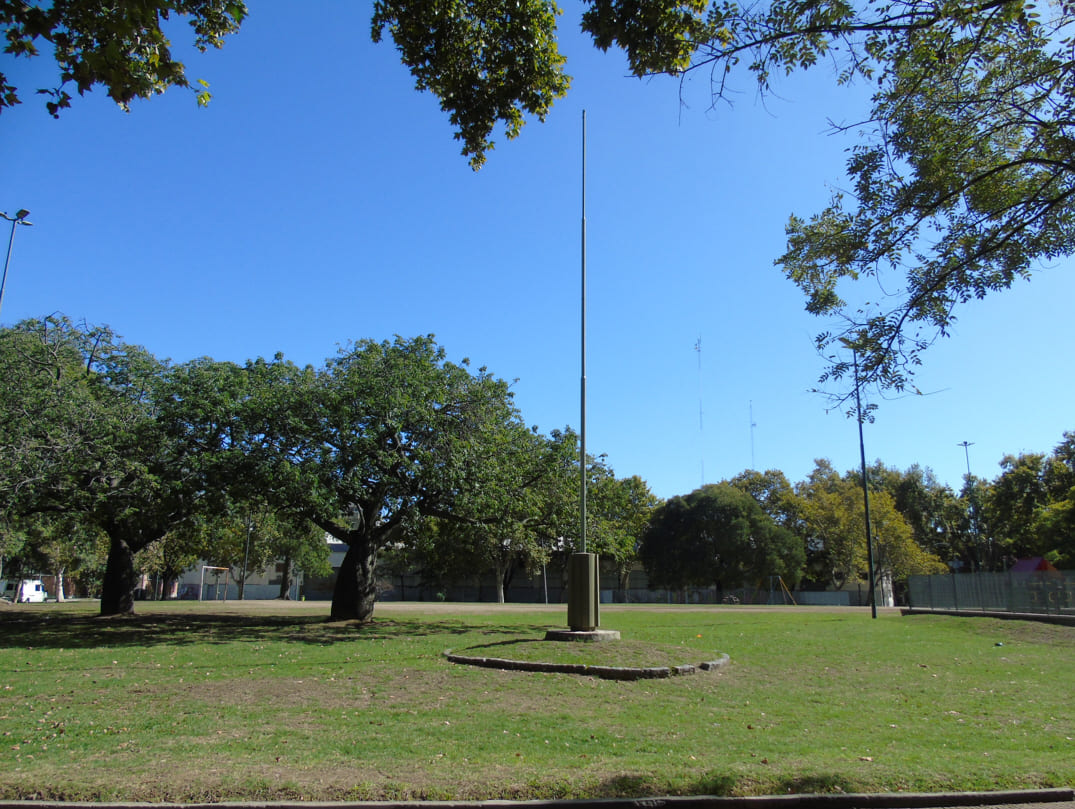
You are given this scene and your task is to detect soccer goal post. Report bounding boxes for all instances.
[199,566,231,602]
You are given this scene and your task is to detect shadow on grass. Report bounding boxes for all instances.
[583,773,739,798]
[461,638,543,652]
[0,611,551,651]
[774,774,864,794]
[587,772,859,799]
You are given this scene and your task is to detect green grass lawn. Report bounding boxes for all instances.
[0,600,1071,801]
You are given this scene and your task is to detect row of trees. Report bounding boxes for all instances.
[641,442,1075,599]
[3,317,1071,616]
[0,316,655,619]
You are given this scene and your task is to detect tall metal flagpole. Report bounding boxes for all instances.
[695,338,704,486]
[750,401,757,471]
[561,109,601,634]
[554,110,612,637]
[580,110,587,556]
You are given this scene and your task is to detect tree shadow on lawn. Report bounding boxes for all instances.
[0,611,551,651]
[593,772,860,799]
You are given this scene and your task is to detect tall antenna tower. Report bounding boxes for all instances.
[695,337,704,486]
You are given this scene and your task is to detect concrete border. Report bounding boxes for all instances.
[0,788,1071,809]
[902,608,1075,626]
[443,649,730,680]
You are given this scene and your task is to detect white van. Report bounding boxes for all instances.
[1,579,48,603]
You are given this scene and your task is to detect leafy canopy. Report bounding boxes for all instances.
[639,482,804,590]
[771,1,1075,395]
[371,0,570,168]
[1,1,247,115]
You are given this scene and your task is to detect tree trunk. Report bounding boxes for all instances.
[277,554,294,600]
[100,536,139,616]
[55,566,66,602]
[618,567,631,604]
[330,541,378,621]
[162,571,178,600]
[494,561,506,604]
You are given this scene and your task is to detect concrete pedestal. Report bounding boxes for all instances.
[544,628,621,642]
[566,552,599,631]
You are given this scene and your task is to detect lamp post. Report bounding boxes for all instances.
[957,441,982,571]
[850,348,878,618]
[1,209,32,320]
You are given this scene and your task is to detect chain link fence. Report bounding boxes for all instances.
[908,569,1074,615]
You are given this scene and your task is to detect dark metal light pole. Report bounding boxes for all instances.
[240,519,252,600]
[958,441,982,571]
[957,441,974,478]
[852,350,878,618]
[0,209,32,320]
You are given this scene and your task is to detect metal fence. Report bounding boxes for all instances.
[908,570,1075,615]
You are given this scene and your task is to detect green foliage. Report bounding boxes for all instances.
[695,0,1075,394]
[727,468,800,529]
[0,1,247,115]
[4,311,1069,620]
[582,0,711,75]
[865,462,968,564]
[577,0,1075,394]
[639,482,804,590]
[984,452,1050,558]
[797,460,947,588]
[0,317,252,614]
[239,335,525,619]
[414,425,579,602]
[588,473,661,594]
[983,432,1075,566]
[371,0,570,168]
[160,502,327,594]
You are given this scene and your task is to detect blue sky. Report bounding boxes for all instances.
[3,2,1072,501]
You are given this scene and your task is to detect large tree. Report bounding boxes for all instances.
[241,335,522,622]
[414,425,579,603]
[0,318,242,614]
[982,437,1075,567]
[1034,431,1075,567]
[588,473,661,600]
[797,459,946,588]
[639,482,804,594]
[728,468,801,530]
[865,462,968,564]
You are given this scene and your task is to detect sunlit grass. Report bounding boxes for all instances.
[0,601,1071,800]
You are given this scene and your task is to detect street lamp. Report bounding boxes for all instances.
[852,351,878,619]
[841,339,878,618]
[1,208,32,320]
[957,441,982,571]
